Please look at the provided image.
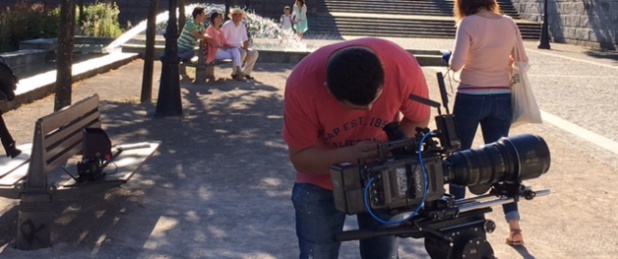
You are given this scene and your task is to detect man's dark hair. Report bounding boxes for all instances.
[326,48,384,105]
[192,7,205,20]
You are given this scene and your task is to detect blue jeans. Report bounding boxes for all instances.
[178,49,195,62]
[449,93,520,222]
[291,183,399,259]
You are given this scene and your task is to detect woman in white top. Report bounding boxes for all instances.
[292,0,308,39]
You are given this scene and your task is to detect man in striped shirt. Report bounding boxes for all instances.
[178,7,215,62]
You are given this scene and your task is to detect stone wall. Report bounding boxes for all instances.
[513,0,618,50]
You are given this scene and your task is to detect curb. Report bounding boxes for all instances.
[1,52,139,112]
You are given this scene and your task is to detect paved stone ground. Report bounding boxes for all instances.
[0,38,617,258]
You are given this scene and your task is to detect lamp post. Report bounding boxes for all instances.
[538,0,551,49]
[225,0,230,20]
[155,0,183,116]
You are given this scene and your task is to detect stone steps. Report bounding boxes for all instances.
[313,0,520,18]
[306,13,541,40]
[299,0,539,40]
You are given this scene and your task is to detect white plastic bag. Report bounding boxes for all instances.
[510,43,542,128]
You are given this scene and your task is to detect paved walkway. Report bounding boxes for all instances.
[0,37,617,258]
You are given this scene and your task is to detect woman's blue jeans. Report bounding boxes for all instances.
[291,183,399,259]
[448,92,520,222]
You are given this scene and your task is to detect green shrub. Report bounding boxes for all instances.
[0,1,60,52]
[77,2,123,37]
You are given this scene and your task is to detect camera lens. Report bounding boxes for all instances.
[445,134,551,194]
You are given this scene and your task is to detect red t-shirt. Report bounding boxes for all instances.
[282,37,430,190]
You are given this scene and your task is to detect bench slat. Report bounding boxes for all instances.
[44,138,81,174]
[43,112,101,150]
[0,163,29,187]
[39,95,100,135]
[0,143,32,179]
[0,144,33,188]
[183,59,232,68]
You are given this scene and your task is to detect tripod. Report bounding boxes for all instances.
[335,188,549,259]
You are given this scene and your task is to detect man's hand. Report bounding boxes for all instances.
[287,141,379,174]
[203,36,216,45]
[346,141,379,163]
[441,50,452,65]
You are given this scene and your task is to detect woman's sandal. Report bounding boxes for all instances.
[506,229,524,246]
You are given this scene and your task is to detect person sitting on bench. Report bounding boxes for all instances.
[205,10,245,81]
[178,6,215,63]
[221,8,259,80]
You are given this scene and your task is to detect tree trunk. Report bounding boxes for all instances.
[78,0,85,32]
[141,0,159,103]
[178,0,186,32]
[55,0,76,111]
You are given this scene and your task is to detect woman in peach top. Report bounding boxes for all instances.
[446,0,529,246]
[205,10,244,80]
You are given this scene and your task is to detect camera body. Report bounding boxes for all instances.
[76,158,106,182]
[76,127,112,182]
[331,154,444,215]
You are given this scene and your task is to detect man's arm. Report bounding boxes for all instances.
[288,141,379,175]
[190,30,214,43]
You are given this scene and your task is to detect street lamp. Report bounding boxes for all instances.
[538,0,551,49]
[155,0,183,116]
[225,0,230,20]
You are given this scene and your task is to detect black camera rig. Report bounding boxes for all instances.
[329,73,551,259]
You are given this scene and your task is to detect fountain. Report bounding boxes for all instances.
[114,4,315,64]
[112,4,443,65]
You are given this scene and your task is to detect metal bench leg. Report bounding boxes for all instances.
[194,63,207,84]
[16,191,53,250]
[179,64,193,82]
[206,64,215,82]
[179,64,188,76]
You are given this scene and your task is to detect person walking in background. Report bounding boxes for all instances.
[178,7,215,63]
[443,0,529,247]
[0,56,23,158]
[205,10,245,81]
[221,8,259,80]
[280,6,294,36]
[292,0,308,39]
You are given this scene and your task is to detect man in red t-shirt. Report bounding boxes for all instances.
[282,37,431,258]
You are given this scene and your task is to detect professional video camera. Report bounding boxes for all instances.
[330,73,551,259]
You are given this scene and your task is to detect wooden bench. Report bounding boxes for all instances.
[0,94,160,250]
[179,40,232,84]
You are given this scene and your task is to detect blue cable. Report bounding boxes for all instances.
[363,132,434,225]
